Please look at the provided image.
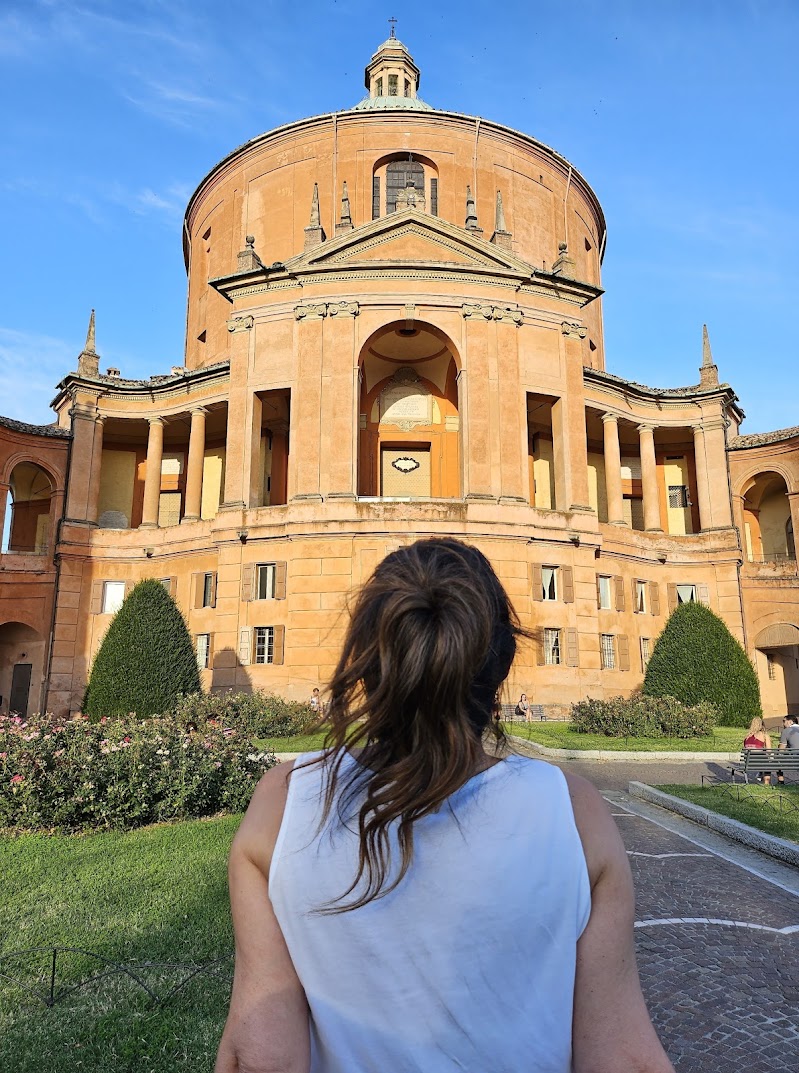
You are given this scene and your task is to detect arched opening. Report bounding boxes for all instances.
[358,322,461,499]
[3,462,53,553]
[754,622,799,717]
[372,153,439,219]
[0,621,45,717]
[742,472,794,563]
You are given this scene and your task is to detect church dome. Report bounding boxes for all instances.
[350,94,434,112]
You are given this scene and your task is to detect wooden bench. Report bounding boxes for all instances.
[501,703,546,722]
[730,749,799,784]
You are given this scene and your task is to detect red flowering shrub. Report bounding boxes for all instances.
[0,712,276,832]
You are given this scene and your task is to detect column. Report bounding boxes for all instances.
[0,481,9,551]
[183,407,207,521]
[788,492,799,561]
[692,424,712,532]
[64,405,97,523]
[638,423,663,531]
[140,417,164,528]
[703,418,733,528]
[87,415,106,524]
[601,413,625,525]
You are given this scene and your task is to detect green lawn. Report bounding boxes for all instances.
[657,783,799,844]
[503,722,746,753]
[0,816,239,1072]
[259,730,329,752]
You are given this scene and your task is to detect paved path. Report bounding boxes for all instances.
[510,745,799,1071]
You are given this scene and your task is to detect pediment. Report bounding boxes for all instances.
[286,208,535,277]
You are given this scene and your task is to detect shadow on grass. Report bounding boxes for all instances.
[0,816,240,1073]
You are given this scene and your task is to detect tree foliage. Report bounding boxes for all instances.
[83,579,201,719]
[642,600,761,727]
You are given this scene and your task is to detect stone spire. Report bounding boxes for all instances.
[465,186,482,236]
[77,309,100,378]
[336,181,354,234]
[304,183,325,250]
[700,323,719,387]
[490,189,512,250]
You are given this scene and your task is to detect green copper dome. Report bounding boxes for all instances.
[351,94,435,112]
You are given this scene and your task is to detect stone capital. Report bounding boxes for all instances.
[190,406,209,418]
[601,412,620,425]
[560,321,587,339]
[637,422,656,435]
[148,416,165,427]
[462,302,522,325]
[327,301,359,317]
[294,303,328,321]
[227,314,254,333]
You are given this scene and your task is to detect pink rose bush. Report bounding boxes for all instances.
[0,712,276,832]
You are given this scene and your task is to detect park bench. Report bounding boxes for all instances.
[730,748,799,784]
[501,703,546,722]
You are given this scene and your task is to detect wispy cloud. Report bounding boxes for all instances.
[2,175,192,225]
[0,327,75,424]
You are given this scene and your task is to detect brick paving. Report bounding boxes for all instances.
[511,745,799,1071]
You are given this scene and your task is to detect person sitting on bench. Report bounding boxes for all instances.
[776,715,799,786]
[743,716,772,784]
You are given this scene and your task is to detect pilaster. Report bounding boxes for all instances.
[86,416,105,525]
[221,315,254,511]
[321,303,359,500]
[64,404,97,524]
[557,322,592,514]
[704,419,733,528]
[291,303,326,502]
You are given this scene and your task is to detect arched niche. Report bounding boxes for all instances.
[742,471,794,562]
[4,462,54,554]
[0,621,45,717]
[357,321,460,499]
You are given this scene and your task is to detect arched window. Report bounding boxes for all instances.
[386,160,424,213]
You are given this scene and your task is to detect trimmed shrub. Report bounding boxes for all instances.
[571,694,718,738]
[170,690,317,740]
[0,711,275,832]
[643,601,761,728]
[83,579,201,719]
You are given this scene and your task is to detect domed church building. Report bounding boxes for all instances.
[1,33,798,719]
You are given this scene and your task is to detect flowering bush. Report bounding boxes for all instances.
[0,712,276,832]
[571,694,718,739]
[169,689,319,740]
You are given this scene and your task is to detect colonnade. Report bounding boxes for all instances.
[599,413,732,532]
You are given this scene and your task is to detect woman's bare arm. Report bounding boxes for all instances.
[215,762,311,1073]
[566,771,675,1073]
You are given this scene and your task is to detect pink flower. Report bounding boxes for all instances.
[10,775,23,784]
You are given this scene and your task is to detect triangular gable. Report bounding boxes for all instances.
[285,208,535,276]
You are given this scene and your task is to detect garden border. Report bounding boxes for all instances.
[628,781,799,867]
[506,735,738,763]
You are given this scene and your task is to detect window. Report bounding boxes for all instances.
[376,76,383,96]
[386,160,424,213]
[196,634,211,670]
[640,637,651,671]
[404,78,410,97]
[257,563,276,600]
[372,176,380,220]
[388,73,398,96]
[430,177,438,216]
[102,581,126,614]
[544,628,561,666]
[601,634,616,670]
[598,575,612,610]
[254,626,275,665]
[767,653,776,680]
[158,491,181,527]
[635,580,647,614]
[541,566,558,601]
[677,584,696,605]
[668,485,690,509]
[202,572,215,608]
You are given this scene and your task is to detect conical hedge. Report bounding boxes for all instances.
[83,579,201,719]
[643,600,761,728]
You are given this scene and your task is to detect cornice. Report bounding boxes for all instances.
[0,414,70,440]
[584,367,743,415]
[51,360,231,409]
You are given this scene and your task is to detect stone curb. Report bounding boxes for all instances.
[628,781,799,868]
[273,752,303,761]
[507,734,737,763]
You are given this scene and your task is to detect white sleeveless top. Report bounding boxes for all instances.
[269,751,591,1073]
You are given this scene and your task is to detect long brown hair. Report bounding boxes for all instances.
[311,537,527,912]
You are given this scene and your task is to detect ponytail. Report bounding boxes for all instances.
[310,537,527,912]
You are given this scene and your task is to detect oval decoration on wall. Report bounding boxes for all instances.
[392,456,420,473]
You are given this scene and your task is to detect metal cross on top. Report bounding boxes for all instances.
[388,17,397,38]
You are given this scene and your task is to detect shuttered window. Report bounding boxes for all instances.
[640,637,651,671]
[541,566,557,601]
[544,628,561,666]
[372,176,380,220]
[196,633,211,670]
[634,580,647,614]
[388,73,398,96]
[386,160,424,213]
[600,634,616,670]
[202,572,215,607]
[255,626,274,664]
[597,575,612,610]
[677,584,696,604]
[430,178,438,216]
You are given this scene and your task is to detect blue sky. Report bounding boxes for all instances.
[0,0,797,433]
